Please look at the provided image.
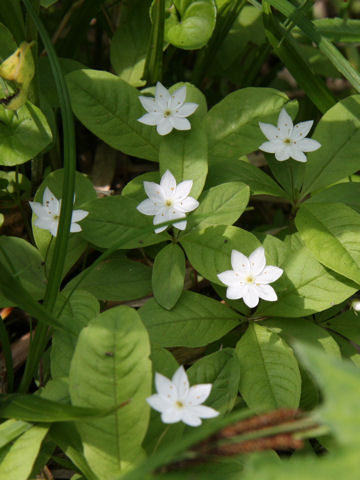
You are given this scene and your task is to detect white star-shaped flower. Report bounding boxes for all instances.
[29,187,89,237]
[136,170,199,233]
[258,108,321,162]
[147,365,219,427]
[137,82,198,136]
[217,247,283,309]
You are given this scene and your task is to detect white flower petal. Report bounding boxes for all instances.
[226,284,246,300]
[160,170,177,196]
[157,117,173,136]
[138,95,157,113]
[154,224,168,234]
[256,284,278,302]
[248,246,266,276]
[172,366,189,399]
[173,219,187,230]
[296,138,321,152]
[277,108,293,137]
[153,209,172,228]
[256,266,283,284]
[155,372,177,400]
[258,141,279,154]
[289,147,307,163]
[43,187,59,214]
[186,384,212,406]
[176,102,198,117]
[49,221,59,237]
[180,409,202,427]
[231,250,250,275]
[155,82,171,109]
[137,112,162,126]
[161,408,183,424]
[176,196,199,213]
[291,120,313,141]
[144,181,165,203]
[171,85,186,108]
[217,270,242,287]
[174,180,193,202]
[259,122,280,142]
[30,202,51,219]
[170,117,191,131]
[146,394,172,413]
[34,217,53,231]
[243,286,259,308]
[70,223,82,233]
[137,198,160,216]
[190,405,219,419]
[275,146,290,161]
[71,209,89,222]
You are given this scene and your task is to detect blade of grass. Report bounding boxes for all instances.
[142,0,165,85]
[263,0,336,113]
[267,0,360,92]
[20,0,76,393]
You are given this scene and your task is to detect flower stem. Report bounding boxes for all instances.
[152,425,171,455]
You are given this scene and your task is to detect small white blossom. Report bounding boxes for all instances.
[217,247,283,309]
[136,170,199,233]
[258,108,321,162]
[147,365,219,427]
[29,187,89,237]
[351,299,360,315]
[137,82,198,136]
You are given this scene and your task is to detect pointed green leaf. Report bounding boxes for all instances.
[296,202,360,285]
[302,95,360,196]
[236,323,301,412]
[66,69,160,161]
[187,182,250,230]
[0,419,31,449]
[152,243,185,310]
[80,195,169,249]
[181,225,260,284]
[139,290,239,347]
[307,182,360,214]
[0,425,48,480]
[206,88,295,162]
[188,348,240,413]
[0,102,52,166]
[69,306,152,478]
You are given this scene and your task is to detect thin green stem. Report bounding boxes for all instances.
[14,167,34,243]
[142,0,164,85]
[152,425,171,455]
[19,0,76,393]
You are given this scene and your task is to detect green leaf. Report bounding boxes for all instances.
[66,69,160,161]
[164,0,217,50]
[257,234,357,317]
[139,290,239,347]
[69,306,152,478]
[122,171,160,203]
[32,168,96,278]
[159,109,207,200]
[296,342,360,447]
[325,310,360,345]
[67,254,152,302]
[51,290,100,379]
[0,419,32,449]
[301,96,360,196]
[206,87,295,162]
[152,243,185,310]
[296,202,360,285]
[181,225,260,285]
[0,236,46,307]
[307,182,360,214]
[0,22,17,60]
[188,348,240,413]
[264,317,341,358]
[206,158,287,198]
[110,0,151,87]
[0,101,52,166]
[236,323,301,412]
[187,182,250,230]
[0,425,48,480]
[312,18,360,43]
[80,195,169,249]
[0,395,114,422]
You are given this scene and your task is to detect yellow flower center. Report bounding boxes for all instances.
[283,138,292,144]
[165,199,173,207]
[175,401,184,409]
[245,275,255,284]
[164,109,172,118]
